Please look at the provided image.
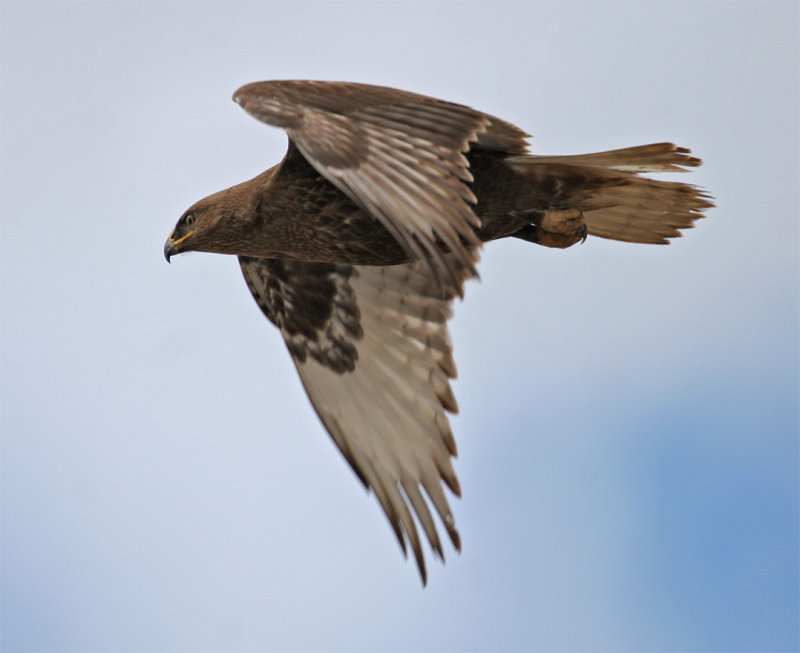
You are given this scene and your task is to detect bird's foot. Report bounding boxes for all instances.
[538,206,587,240]
[512,206,588,249]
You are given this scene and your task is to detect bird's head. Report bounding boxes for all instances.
[164,188,248,262]
[164,206,199,262]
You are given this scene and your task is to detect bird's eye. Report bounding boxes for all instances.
[184,212,195,227]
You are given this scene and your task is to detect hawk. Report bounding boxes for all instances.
[164,80,712,584]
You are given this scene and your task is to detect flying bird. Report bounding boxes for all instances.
[164,80,712,584]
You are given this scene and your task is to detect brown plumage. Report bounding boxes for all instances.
[164,80,713,584]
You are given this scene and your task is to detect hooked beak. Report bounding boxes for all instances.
[163,231,193,263]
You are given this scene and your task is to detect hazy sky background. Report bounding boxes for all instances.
[2,2,797,651]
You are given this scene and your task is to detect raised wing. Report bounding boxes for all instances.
[233,80,528,293]
[238,253,475,584]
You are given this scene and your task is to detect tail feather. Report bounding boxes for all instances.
[505,143,713,244]
[516,142,702,173]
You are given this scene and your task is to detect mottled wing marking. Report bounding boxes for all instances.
[233,80,528,294]
[238,252,475,584]
[238,257,362,374]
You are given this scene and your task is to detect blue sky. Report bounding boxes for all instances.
[2,1,797,651]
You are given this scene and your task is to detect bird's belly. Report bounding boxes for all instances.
[258,162,528,266]
[262,204,411,266]
[270,207,525,266]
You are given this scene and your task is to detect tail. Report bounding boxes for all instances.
[505,143,714,244]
